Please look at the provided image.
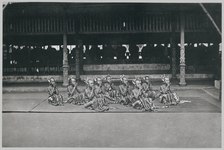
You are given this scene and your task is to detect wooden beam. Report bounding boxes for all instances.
[3,2,9,10]
[199,3,221,36]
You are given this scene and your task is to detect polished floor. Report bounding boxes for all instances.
[2,88,222,147]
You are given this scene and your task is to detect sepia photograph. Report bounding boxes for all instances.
[1,1,222,148]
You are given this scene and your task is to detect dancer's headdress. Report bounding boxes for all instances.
[48,77,55,83]
[120,74,126,82]
[68,77,76,84]
[161,74,170,83]
[132,77,141,85]
[104,74,111,80]
[144,75,150,80]
[84,77,93,85]
[95,77,102,82]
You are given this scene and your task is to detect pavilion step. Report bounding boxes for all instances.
[3,74,214,83]
[83,70,169,75]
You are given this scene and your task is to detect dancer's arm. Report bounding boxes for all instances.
[119,85,126,96]
[160,85,166,94]
[48,87,54,96]
[55,87,59,95]
[85,88,95,99]
[67,86,73,96]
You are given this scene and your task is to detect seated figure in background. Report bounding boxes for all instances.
[142,76,157,100]
[94,77,108,105]
[47,77,64,106]
[84,78,109,112]
[83,78,95,106]
[117,75,133,106]
[159,75,180,106]
[103,75,118,104]
[131,78,155,111]
[67,77,85,105]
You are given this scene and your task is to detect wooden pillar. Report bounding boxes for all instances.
[62,33,69,86]
[170,13,177,78]
[179,12,187,86]
[218,43,221,101]
[62,6,69,86]
[75,41,82,80]
[170,33,177,78]
[171,40,177,78]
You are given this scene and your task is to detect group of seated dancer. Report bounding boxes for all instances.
[47,74,186,112]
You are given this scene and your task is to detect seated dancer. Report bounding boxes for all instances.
[84,78,109,112]
[131,78,155,111]
[117,75,132,105]
[47,77,64,106]
[67,77,85,105]
[83,78,95,104]
[103,75,118,103]
[94,77,108,105]
[142,76,157,100]
[159,75,180,105]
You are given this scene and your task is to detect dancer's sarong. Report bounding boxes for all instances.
[48,94,64,106]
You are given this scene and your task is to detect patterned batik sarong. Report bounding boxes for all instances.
[117,84,133,105]
[142,82,157,100]
[84,85,109,112]
[103,82,118,104]
[47,86,64,106]
[67,85,85,105]
[139,97,155,111]
[159,84,180,105]
[132,88,155,111]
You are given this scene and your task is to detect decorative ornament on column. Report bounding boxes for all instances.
[171,37,177,78]
[62,33,69,86]
[170,13,177,79]
[180,47,185,64]
[62,8,69,86]
[75,40,82,81]
[179,12,187,86]
[75,44,80,80]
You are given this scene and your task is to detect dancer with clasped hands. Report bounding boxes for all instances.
[47,77,64,106]
[159,75,191,106]
[67,77,85,105]
[83,78,109,112]
[131,78,156,111]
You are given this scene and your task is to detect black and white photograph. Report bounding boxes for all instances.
[1,1,222,148]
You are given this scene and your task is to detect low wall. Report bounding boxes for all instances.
[176,74,214,79]
[83,64,170,71]
[3,74,214,83]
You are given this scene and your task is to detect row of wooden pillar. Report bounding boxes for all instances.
[61,13,187,86]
